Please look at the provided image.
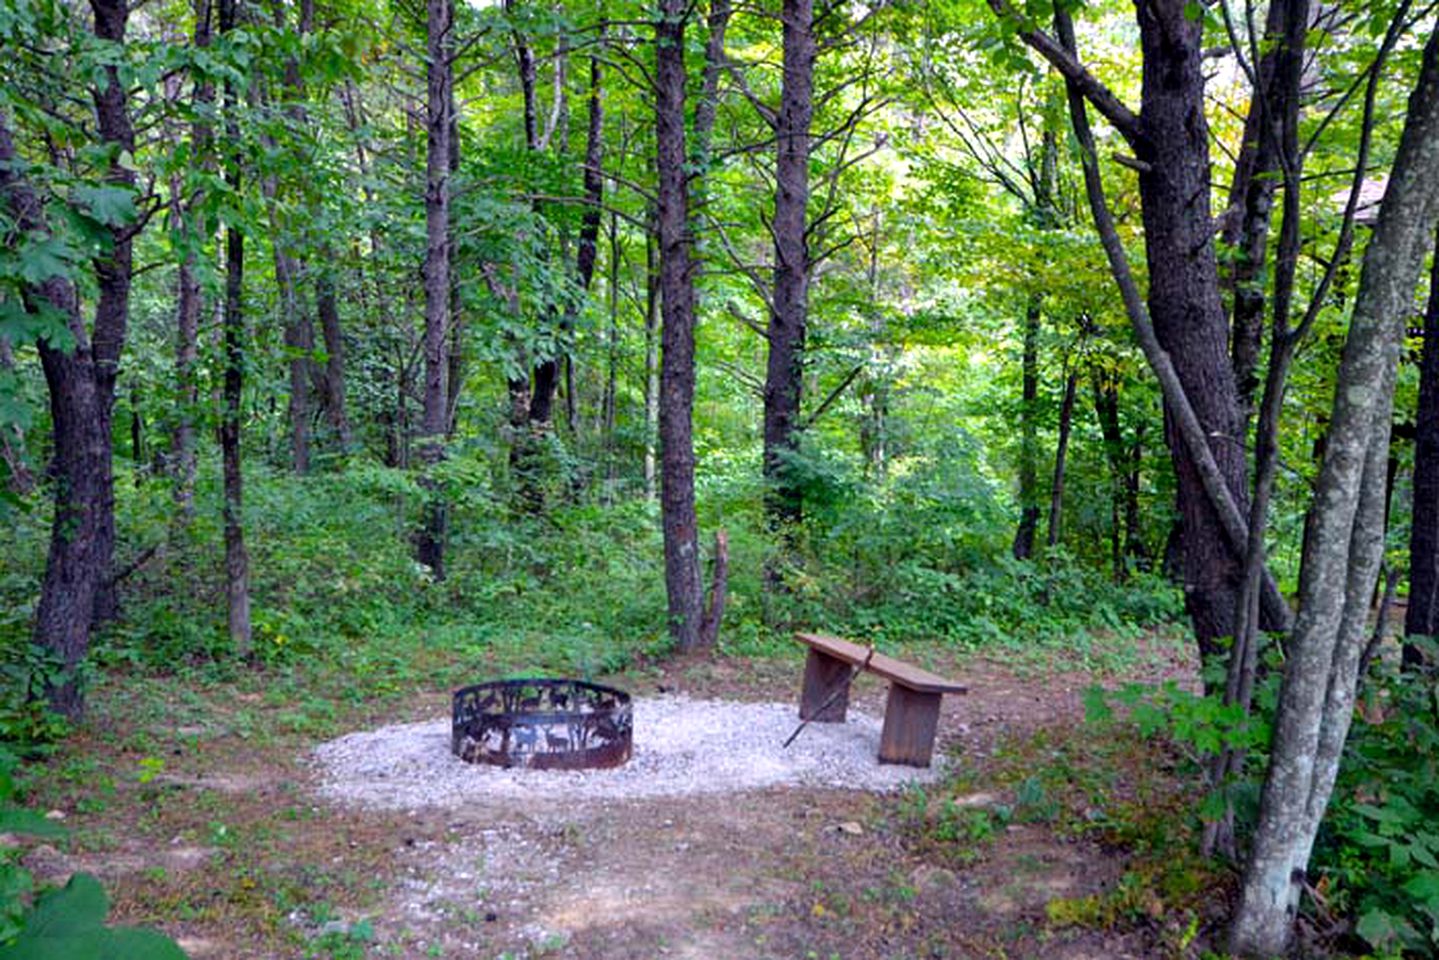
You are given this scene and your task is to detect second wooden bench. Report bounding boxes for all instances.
[795,632,967,768]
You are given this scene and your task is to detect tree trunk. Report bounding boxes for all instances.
[1221,0,1291,421]
[762,0,816,541]
[1013,297,1041,559]
[1046,369,1078,549]
[655,0,704,651]
[1405,224,1439,663]
[315,268,352,450]
[416,0,453,577]
[278,249,312,474]
[219,0,251,657]
[1231,26,1439,955]
[1,0,135,716]
[643,227,660,501]
[1133,1,1250,662]
[86,0,138,628]
[171,0,213,514]
[445,89,464,438]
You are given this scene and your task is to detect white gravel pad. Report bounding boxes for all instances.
[311,694,942,810]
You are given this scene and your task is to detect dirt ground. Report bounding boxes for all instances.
[25,637,1199,959]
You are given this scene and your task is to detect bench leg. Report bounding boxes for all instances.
[879,685,942,767]
[799,648,851,722]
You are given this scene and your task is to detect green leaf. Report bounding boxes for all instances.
[1356,907,1409,949]
[15,235,77,285]
[0,874,189,960]
[73,185,137,228]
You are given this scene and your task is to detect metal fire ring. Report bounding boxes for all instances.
[451,678,633,770]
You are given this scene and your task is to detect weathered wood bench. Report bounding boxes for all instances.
[795,632,967,768]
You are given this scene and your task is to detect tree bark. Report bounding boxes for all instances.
[1013,297,1041,559]
[1133,1,1250,662]
[86,0,138,627]
[643,227,660,501]
[315,268,352,450]
[655,0,704,650]
[0,112,107,717]
[1405,224,1439,663]
[762,0,816,539]
[1046,369,1078,549]
[1221,0,1291,420]
[1231,25,1439,955]
[219,0,251,657]
[172,0,211,517]
[416,0,453,577]
[0,0,137,715]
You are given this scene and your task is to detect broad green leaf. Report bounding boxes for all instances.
[72,185,137,228]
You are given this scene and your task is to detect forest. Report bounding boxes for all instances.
[1,0,1438,955]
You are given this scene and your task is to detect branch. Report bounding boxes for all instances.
[1055,6,1292,632]
[801,363,864,430]
[987,0,1141,145]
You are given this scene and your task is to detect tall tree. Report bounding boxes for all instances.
[990,0,1292,660]
[655,0,705,650]
[0,0,138,717]
[762,0,817,543]
[1232,24,1439,954]
[171,0,214,519]
[219,0,252,656]
[415,0,454,576]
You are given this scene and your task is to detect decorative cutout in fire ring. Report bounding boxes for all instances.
[451,679,633,770]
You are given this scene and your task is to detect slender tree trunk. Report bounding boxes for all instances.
[445,89,464,438]
[1013,297,1041,558]
[655,0,704,650]
[171,0,213,513]
[1405,225,1439,663]
[1231,27,1439,954]
[315,269,352,450]
[762,0,816,543]
[1222,0,1290,421]
[643,227,660,501]
[218,0,251,656]
[1046,369,1078,549]
[603,210,620,493]
[1093,374,1128,578]
[86,0,138,628]
[172,184,202,516]
[416,0,453,576]
[278,249,312,474]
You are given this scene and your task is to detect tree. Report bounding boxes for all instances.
[762,0,817,541]
[1231,24,1439,954]
[654,0,705,650]
[990,0,1294,659]
[0,0,140,718]
[218,0,251,656]
[415,0,454,577]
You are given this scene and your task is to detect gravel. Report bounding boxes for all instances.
[312,694,943,810]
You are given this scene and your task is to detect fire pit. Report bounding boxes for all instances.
[451,678,633,770]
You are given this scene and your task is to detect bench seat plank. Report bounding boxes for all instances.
[795,633,968,695]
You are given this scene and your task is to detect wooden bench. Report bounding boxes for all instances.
[795,632,967,768]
